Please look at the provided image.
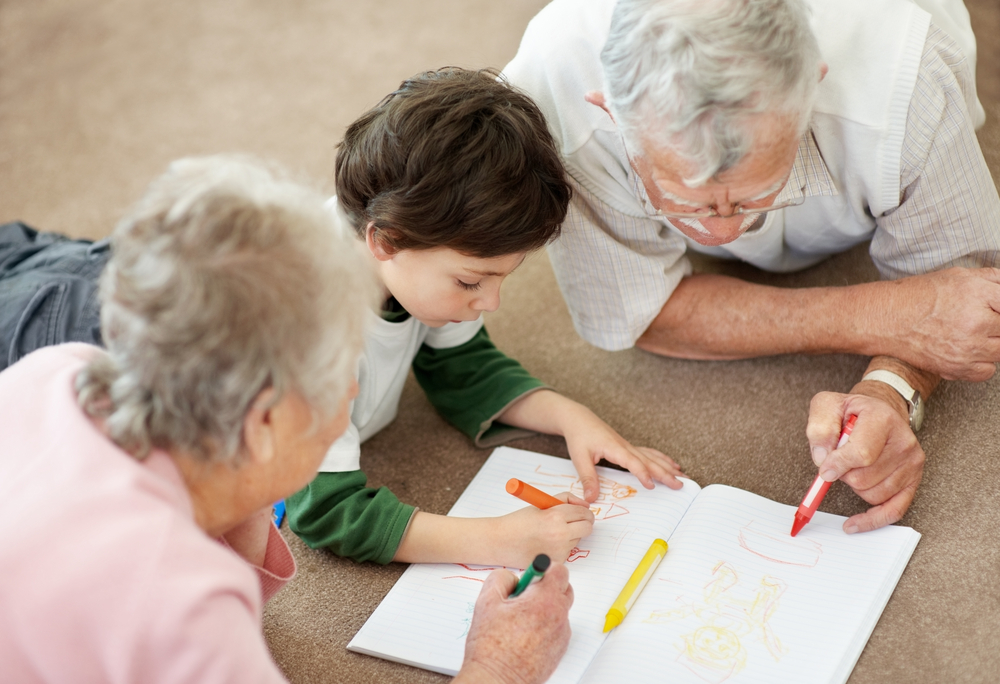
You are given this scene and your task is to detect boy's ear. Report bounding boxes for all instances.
[365,222,397,262]
[242,388,278,466]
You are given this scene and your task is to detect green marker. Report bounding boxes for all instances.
[510,554,551,597]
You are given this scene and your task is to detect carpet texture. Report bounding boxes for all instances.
[1,1,998,682]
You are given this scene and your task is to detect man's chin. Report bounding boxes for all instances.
[669,219,742,247]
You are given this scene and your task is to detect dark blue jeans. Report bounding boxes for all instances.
[0,222,109,372]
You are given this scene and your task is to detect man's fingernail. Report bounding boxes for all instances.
[821,470,838,482]
[844,524,859,534]
[812,446,828,466]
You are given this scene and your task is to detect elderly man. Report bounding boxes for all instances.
[504,0,1000,533]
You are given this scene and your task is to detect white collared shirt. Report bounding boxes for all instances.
[505,0,1000,351]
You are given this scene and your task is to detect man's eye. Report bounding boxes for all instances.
[458,280,482,291]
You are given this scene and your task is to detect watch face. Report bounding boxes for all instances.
[911,396,924,432]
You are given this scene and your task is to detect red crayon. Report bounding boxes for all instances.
[790,414,858,537]
[506,478,563,509]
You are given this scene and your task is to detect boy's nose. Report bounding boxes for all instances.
[474,288,501,313]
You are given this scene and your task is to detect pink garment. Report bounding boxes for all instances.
[0,344,295,683]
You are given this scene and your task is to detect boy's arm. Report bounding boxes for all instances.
[498,389,684,502]
[412,326,546,446]
[415,325,683,502]
[393,494,594,568]
[285,470,415,564]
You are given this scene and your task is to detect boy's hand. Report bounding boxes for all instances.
[561,406,685,502]
[494,494,594,568]
[499,390,685,503]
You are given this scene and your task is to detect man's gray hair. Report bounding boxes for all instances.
[76,155,374,463]
[602,0,822,185]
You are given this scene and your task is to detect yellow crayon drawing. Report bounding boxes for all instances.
[644,561,788,683]
[528,465,637,520]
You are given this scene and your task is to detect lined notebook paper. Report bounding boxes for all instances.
[348,447,919,684]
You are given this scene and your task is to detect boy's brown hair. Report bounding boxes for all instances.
[335,67,572,258]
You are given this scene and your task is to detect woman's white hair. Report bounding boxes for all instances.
[602,0,822,186]
[76,155,375,463]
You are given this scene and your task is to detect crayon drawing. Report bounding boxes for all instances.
[644,561,788,683]
[567,546,591,562]
[738,521,823,567]
[457,601,475,640]
[527,465,637,520]
[442,563,512,583]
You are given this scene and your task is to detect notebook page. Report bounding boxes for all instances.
[348,446,702,681]
[580,485,920,684]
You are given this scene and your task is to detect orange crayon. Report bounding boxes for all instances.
[506,478,563,509]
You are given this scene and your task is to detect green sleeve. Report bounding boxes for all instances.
[285,470,416,565]
[412,325,547,447]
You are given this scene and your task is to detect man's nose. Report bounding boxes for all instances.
[713,201,740,219]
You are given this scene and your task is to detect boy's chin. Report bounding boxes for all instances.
[416,316,475,328]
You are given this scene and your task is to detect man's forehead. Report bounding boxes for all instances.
[642,130,799,197]
[638,112,800,186]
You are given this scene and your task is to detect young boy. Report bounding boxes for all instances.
[286,68,684,568]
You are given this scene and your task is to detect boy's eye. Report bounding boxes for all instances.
[458,280,482,291]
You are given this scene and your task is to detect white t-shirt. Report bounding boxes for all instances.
[319,311,484,472]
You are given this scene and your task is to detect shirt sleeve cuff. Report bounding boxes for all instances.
[473,385,551,448]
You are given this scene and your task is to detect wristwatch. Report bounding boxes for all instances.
[861,370,924,432]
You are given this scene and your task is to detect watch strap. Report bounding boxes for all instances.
[861,369,923,431]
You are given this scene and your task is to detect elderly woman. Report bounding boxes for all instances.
[0,156,572,683]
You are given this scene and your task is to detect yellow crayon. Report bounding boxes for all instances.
[603,538,669,632]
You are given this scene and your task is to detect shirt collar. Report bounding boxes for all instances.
[777,128,839,203]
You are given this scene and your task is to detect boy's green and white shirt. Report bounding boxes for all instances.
[320,310,478,472]
[286,299,546,564]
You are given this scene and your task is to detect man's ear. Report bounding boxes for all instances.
[365,222,397,262]
[585,91,614,122]
[242,387,278,466]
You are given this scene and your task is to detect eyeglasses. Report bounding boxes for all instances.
[650,184,806,220]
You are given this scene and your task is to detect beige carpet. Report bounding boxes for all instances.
[2,1,999,682]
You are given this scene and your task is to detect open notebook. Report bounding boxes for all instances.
[348,447,919,684]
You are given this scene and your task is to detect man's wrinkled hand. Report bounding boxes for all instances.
[455,564,574,684]
[806,391,925,533]
[886,267,1000,381]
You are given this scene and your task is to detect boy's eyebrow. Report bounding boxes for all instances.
[464,254,528,278]
[464,268,507,277]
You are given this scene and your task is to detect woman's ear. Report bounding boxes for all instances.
[365,222,397,262]
[242,388,278,466]
[585,91,614,122]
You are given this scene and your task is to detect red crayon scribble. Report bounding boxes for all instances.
[567,547,591,562]
[737,521,823,567]
[442,562,516,582]
[442,575,487,583]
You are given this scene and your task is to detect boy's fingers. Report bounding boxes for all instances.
[567,518,594,540]
[569,458,600,502]
[633,448,685,489]
[564,492,590,507]
[614,446,654,488]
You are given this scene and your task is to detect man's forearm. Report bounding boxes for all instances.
[636,273,890,359]
[635,270,1000,383]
